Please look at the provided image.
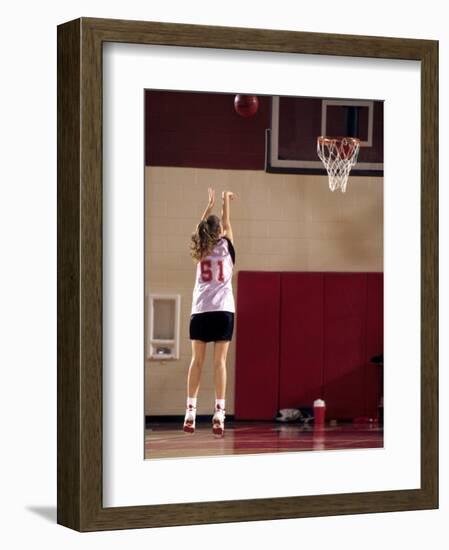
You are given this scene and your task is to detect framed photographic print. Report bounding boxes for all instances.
[57,17,438,532]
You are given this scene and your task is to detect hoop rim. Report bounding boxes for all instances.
[317,135,361,145]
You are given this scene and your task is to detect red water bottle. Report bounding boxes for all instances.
[314,399,326,429]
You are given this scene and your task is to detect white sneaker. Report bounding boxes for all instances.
[212,405,225,437]
[183,405,196,433]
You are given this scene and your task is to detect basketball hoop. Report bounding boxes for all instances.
[317,136,360,192]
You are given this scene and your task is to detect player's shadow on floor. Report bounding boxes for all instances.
[26,506,57,523]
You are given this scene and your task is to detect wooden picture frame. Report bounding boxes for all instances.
[57,17,438,532]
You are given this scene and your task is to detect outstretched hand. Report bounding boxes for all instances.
[207,187,215,207]
[222,191,237,200]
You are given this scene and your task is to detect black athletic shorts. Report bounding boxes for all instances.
[189,311,234,342]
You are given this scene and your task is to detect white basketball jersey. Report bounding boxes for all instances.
[191,237,235,314]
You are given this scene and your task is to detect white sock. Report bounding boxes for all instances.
[215,398,225,411]
[187,397,197,410]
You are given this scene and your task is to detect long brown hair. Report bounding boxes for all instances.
[190,214,221,262]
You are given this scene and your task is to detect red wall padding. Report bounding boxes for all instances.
[234,272,281,420]
[364,273,384,418]
[279,273,324,409]
[234,271,383,421]
[323,273,367,419]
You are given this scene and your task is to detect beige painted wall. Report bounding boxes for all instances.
[144,166,383,416]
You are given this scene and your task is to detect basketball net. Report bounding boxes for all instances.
[317,136,360,192]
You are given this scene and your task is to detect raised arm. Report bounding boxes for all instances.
[198,187,215,226]
[221,191,236,242]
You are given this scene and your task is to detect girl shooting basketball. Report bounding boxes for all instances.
[184,187,237,437]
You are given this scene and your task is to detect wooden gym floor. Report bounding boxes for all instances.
[144,420,383,460]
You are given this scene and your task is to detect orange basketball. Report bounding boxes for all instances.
[234,94,259,117]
